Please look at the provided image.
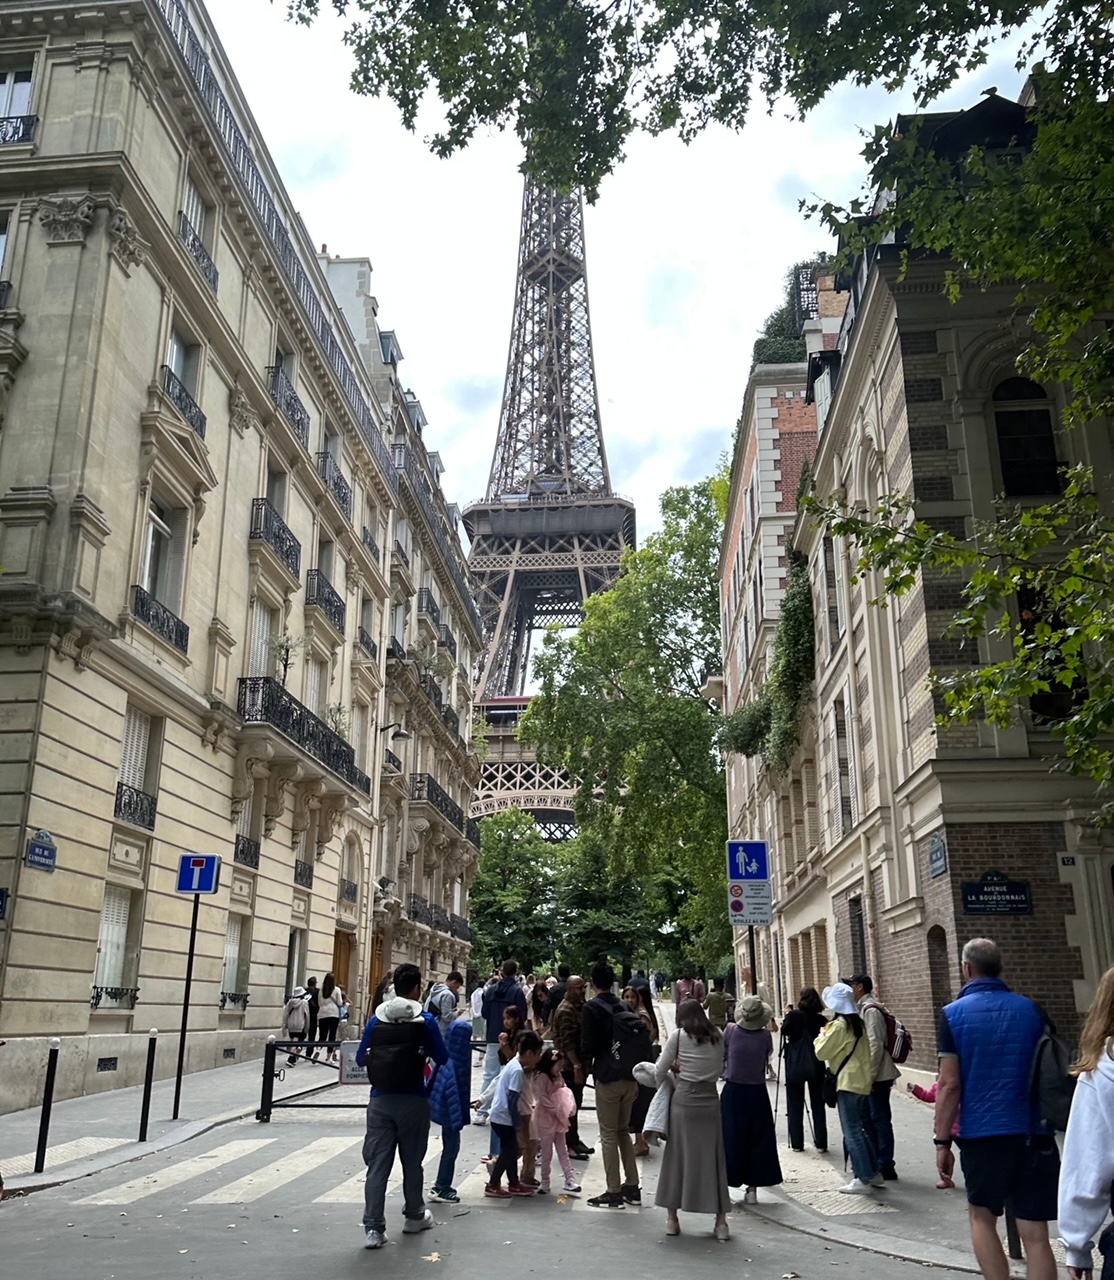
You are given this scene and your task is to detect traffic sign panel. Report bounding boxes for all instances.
[176,854,221,895]
[726,840,769,882]
[727,880,772,926]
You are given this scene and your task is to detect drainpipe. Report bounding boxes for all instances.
[860,830,882,984]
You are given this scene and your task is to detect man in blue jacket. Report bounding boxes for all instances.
[356,962,448,1251]
[475,959,527,1122]
[933,937,1059,1280]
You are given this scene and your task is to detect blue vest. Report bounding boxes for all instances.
[943,977,1043,1139]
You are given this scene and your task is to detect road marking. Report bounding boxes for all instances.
[74,1140,276,1205]
[191,1135,359,1203]
[314,1146,443,1202]
[6,1136,130,1176]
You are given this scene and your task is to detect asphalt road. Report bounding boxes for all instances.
[3,1101,974,1280]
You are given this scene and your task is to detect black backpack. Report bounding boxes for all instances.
[595,1004,653,1083]
[1029,1014,1076,1132]
[368,1020,427,1091]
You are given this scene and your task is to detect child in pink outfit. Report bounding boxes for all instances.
[908,1078,959,1188]
[533,1050,581,1196]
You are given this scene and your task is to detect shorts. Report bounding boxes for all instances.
[957,1134,1060,1220]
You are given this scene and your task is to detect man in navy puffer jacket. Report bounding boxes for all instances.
[934,937,1059,1280]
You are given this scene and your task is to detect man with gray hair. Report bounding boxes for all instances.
[933,937,1059,1280]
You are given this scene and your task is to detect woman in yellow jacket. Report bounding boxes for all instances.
[814,982,880,1196]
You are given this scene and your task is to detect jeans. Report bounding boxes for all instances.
[836,1091,878,1183]
[489,1122,520,1186]
[362,1094,430,1233]
[434,1125,461,1191]
[562,1070,583,1149]
[595,1078,639,1193]
[478,1044,501,1116]
[786,1076,828,1151]
[865,1080,895,1171]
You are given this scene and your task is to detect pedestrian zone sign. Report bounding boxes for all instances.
[726,840,768,881]
[176,853,221,895]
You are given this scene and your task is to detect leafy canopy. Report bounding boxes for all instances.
[468,808,559,970]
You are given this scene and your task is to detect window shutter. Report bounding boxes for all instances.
[160,508,189,611]
[119,707,151,791]
[94,885,131,988]
[222,914,242,991]
[182,178,206,237]
[236,794,253,838]
[249,603,274,677]
[354,703,368,769]
[306,660,322,715]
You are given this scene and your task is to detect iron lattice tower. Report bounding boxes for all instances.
[465,178,636,840]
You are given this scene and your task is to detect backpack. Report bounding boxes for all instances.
[595,1005,653,1083]
[284,998,307,1035]
[878,1006,913,1065]
[1029,1017,1076,1132]
[367,1019,428,1091]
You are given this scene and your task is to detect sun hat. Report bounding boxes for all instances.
[735,995,773,1030]
[292,986,307,998]
[822,982,859,1016]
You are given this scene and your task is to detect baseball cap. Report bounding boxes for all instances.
[842,973,873,992]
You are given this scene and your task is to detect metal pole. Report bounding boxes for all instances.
[256,1035,277,1123]
[172,892,201,1121]
[138,1028,159,1141]
[34,1037,61,1174]
[748,925,758,994]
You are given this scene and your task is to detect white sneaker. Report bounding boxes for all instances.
[402,1209,433,1234]
[839,1178,873,1195]
[473,1113,489,1125]
[562,1181,582,1196]
[365,1229,384,1249]
[868,1172,885,1188]
[743,1188,758,1205]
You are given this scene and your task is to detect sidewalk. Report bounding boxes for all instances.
[1,1047,347,1196]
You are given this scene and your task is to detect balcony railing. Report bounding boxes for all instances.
[219,990,250,1010]
[237,676,371,795]
[0,115,37,146]
[115,781,158,830]
[249,498,301,580]
[294,858,315,888]
[91,985,139,1010]
[234,834,260,869]
[386,635,406,661]
[133,584,190,654]
[361,526,381,563]
[450,913,472,942]
[178,211,219,293]
[340,878,359,904]
[383,747,402,773]
[0,281,11,310]
[431,903,451,934]
[419,673,443,713]
[306,569,345,635]
[161,365,207,439]
[266,364,310,448]
[358,627,378,660]
[442,705,460,738]
[409,773,464,832]
[465,818,482,851]
[417,588,441,627]
[316,451,353,519]
[438,625,457,660]
[393,540,410,570]
[409,892,433,927]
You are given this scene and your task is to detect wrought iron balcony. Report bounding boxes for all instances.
[383,747,402,773]
[133,584,190,653]
[249,498,301,580]
[237,677,370,795]
[386,635,407,661]
[178,211,219,293]
[219,990,250,1010]
[438,625,457,660]
[417,588,441,626]
[316,451,353,519]
[465,818,482,851]
[442,705,460,738]
[234,834,260,869]
[419,673,443,713]
[0,281,11,310]
[306,569,345,636]
[361,526,381,563]
[294,858,315,888]
[431,903,451,934]
[409,773,464,832]
[0,115,37,145]
[450,913,472,942]
[408,892,433,927]
[340,878,359,903]
[358,627,378,661]
[161,364,207,439]
[266,364,310,449]
[393,540,410,570]
[115,781,157,830]
[91,985,139,1010]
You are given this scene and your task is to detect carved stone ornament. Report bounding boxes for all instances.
[56,625,98,671]
[406,815,431,856]
[107,208,149,271]
[229,379,260,437]
[263,760,303,837]
[40,195,95,245]
[316,793,358,858]
[291,777,327,847]
[231,740,274,823]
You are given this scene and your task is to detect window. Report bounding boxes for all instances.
[120,706,153,794]
[848,896,867,975]
[167,327,200,393]
[0,209,8,271]
[323,423,340,460]
[822,537,845,648]
[141,497,187,612]
[306,658,327,715]
[93,885,139,1009]
[316,538,335,583]
[831,697,857,836]
[249,601,277,677]
[285,928,306,997]
[0,68,32,118]
[1017,586,1078,723]
[993,377,1062,497]
[353,702,369,769]
[221,913,250,997]
[181,177,209,243]
[265,464,287,516]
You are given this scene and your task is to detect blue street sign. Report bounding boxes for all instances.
[25,830,58,872]
[0,887,8,920]
[726,840,769,882]
[176,853,221,895]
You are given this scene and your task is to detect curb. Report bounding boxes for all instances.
[5,1075,342,1196]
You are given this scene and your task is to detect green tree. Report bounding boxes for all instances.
[521,474,728,964]
[469,808,559,970]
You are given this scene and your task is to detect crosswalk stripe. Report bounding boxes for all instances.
[191,1136,359,1204]
[314,1146,443,1203]
[8,1136,130,1176]
[74,1140,276,1205]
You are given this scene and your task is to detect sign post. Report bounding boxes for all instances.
[726,841,772,995]
[172,854,221,1121]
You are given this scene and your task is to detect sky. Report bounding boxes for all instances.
[203,0,1030,538]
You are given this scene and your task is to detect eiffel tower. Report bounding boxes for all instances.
[464,178,636,840]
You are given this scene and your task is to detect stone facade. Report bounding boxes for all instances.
[0,0,478,1112]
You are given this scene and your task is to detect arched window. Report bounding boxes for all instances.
[992,377,1061,497]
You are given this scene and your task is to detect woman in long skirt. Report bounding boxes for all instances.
[721,995,783,1204]
[654,999,731,1241]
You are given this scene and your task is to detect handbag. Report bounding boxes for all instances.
[822,1027,862,1109]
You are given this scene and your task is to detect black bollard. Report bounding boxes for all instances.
[256,1036,277,1123]
[33,1037,61,1174]
[138,1028,159,1142]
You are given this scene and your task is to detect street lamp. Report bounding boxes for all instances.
[379,722,410,742]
